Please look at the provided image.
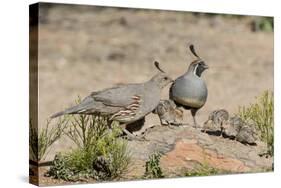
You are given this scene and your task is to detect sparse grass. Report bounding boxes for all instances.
[64,114,110,150]
[29,118,68,161]
[143,152,164,179]
[185,163,224,177]
[238,90,274,156]
[46,112,131,181]
[252,17,273,32]
[194,13,273,32]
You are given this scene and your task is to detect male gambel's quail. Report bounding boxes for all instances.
[51,62,173,140]
[170,44,209,128]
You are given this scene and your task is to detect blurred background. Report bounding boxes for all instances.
[34,3,273,159]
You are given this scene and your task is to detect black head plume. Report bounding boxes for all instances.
[189,44,201,59]
[154,61,165,73]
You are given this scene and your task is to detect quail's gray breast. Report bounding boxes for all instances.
[171,75,208,108]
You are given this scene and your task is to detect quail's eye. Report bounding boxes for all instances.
[164,77,168,80]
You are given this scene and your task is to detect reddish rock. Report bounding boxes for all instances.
[161,139,250,174]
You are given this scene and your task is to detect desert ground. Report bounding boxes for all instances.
[32,3,273,185]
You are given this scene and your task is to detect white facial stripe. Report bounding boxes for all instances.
[193,64,199,75]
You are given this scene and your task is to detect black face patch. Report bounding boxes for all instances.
[194,61,207,77]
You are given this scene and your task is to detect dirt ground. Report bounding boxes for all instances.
[33,3,273,185]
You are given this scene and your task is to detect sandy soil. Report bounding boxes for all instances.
[34,3,273,175]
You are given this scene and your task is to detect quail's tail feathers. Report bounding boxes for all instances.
[50,96,94,118]
[50,111,65,119]
[50,104,84,118]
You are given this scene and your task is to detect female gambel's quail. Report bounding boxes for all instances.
[170,44,209,128]
[51,61,173,140]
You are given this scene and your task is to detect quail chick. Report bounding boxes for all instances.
[223,116,244,138]
[202,109,229,135]
[223,116,258,144]
[236,121,258,144]
[202,110,258,145]
[153,99,183,127]
[51,61,173,140]
[170,44,209,128]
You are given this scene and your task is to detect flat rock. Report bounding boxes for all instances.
[125,125,272,178]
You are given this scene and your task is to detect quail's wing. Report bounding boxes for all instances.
[91,84,143,107]
[169,75,182,99]
[169,82,174,99]
[157,102,167,116]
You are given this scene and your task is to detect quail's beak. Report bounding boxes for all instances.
[203,64,209,70]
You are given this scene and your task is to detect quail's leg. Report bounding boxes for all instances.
[163,119,175,129]
[191,109,199,128]
[219,123,224,137]
[171,119,187,128]
[219,129,223,137]
[167,122,175,129]
[159,118,173,129]
[159,118,166,126]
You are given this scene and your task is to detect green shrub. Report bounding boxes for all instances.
[192,13,273,32]
[185,163,221,177]
[46,113,130,181]
[29,118,68,161]
[252,17,273,32]
[45,154,76,181]
[238,90,274,156]
[64,114,110,150]
[144,152,164,179]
